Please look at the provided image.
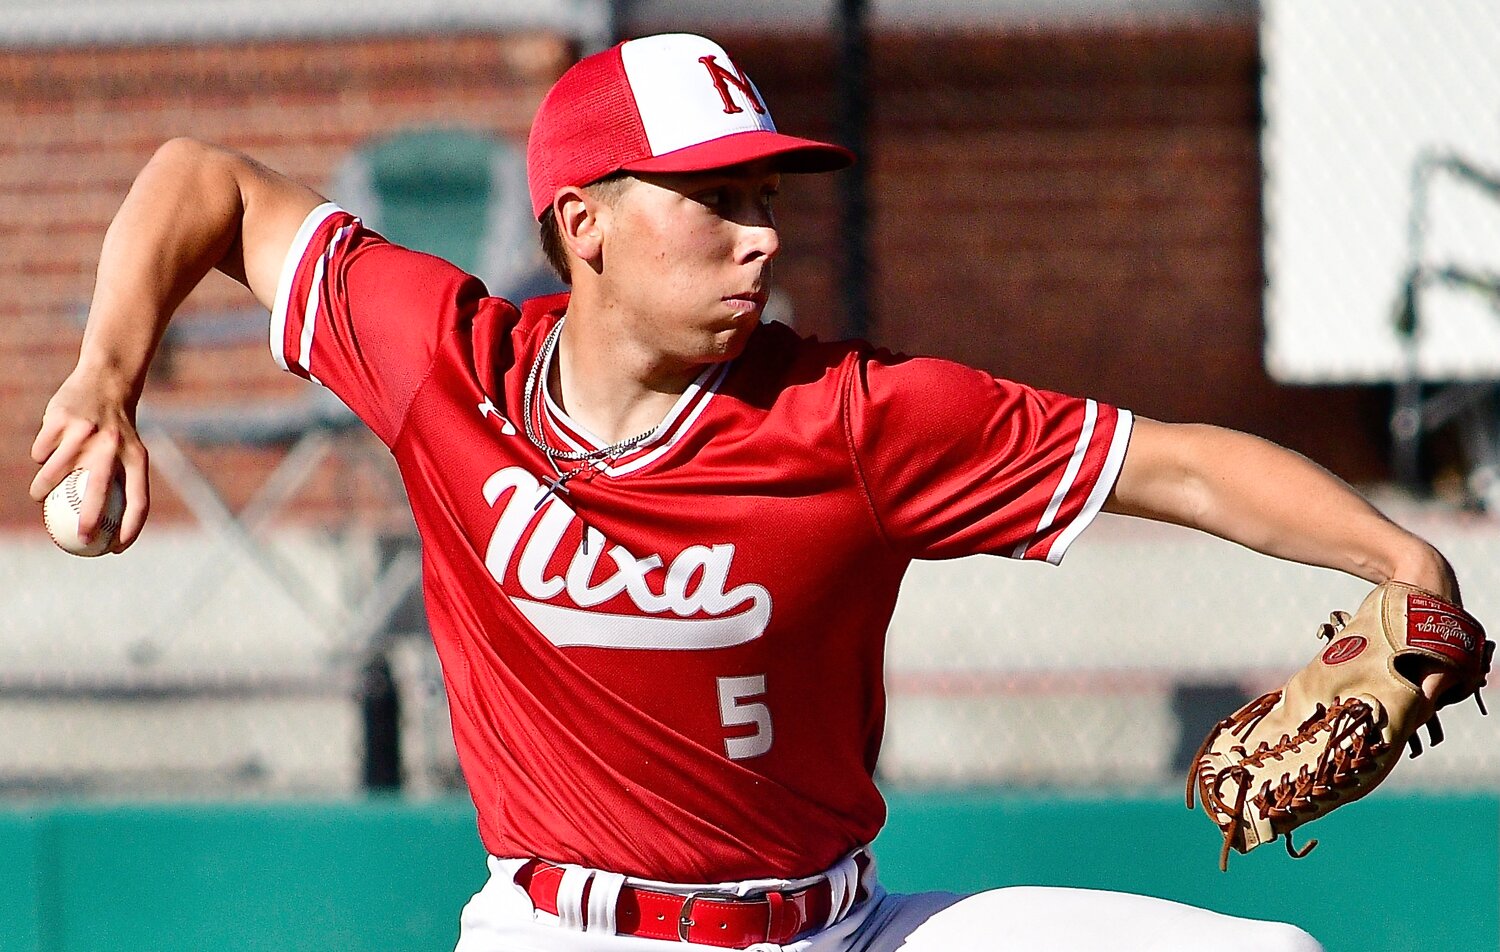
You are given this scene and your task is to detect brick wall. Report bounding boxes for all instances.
[0,20,1386,530]
[728,21,1388,477]
[0,32,574,527]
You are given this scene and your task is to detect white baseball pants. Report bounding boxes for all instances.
[452,854,1324,952]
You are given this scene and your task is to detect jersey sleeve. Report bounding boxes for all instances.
[269,203,489,445]
[844,351,1133,564]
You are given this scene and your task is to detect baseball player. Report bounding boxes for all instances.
[33,33,1467,952]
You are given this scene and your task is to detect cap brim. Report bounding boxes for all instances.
[620,130,855,176]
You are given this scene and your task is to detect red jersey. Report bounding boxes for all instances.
[272,205,1133,882]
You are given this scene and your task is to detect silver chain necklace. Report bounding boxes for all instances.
[522,318,662,503]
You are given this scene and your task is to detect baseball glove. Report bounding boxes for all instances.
[1187,581,1492,871]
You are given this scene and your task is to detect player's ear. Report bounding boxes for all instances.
[554,186,605,273]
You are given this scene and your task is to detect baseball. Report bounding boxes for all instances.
[43,468,125,557]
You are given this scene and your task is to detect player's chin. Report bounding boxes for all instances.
[701,321,759,361]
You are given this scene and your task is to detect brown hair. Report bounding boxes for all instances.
[538,173,634,284]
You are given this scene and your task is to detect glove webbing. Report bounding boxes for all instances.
[1188,691,1388,871]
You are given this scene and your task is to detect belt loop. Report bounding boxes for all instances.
[555,866,593,932]
[764,889,786,941]
[825,853,860,927]
[585,870,626,934]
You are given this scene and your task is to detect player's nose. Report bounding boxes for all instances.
[736,217,779,265]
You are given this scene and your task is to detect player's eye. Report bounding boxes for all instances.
[692,188,727,208]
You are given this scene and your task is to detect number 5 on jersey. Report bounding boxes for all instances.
[717,674,772,759]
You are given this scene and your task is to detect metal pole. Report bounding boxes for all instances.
[606,0,632,47]
[361,650,403,791]
[835,0,870,341]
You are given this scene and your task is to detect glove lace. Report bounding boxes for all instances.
[1189,691,1387,871]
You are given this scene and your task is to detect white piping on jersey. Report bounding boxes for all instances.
[1013,398,1098,560]
[601,361,730,475]
[539,352,732,477]
[270,202,342,373]
[298,240,326,381]
[1045,409,1133,565]
[296,221,356,388]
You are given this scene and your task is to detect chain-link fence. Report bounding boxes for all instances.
[10,496,1499,798]
[4,0,1500,804]
[882,498,1500,789]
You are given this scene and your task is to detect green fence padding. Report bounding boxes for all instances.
[0,793,1493,952]
[365,129,497,275]
[43,799,485,952]
[875,789,1499,952]
[0,811,45,952]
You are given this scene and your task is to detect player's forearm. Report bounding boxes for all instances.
[73,137,253,401]
[1106,420,1459,602]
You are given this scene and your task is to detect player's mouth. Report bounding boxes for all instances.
[722,291,768,314]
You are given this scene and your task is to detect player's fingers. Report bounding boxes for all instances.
[1419,668,1458,706]
[72,436,122,542]
[30,411,67,465]
[113,442,150,550]
[28,419,97,501]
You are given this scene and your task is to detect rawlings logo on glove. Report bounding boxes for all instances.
[1186,581,1493,871]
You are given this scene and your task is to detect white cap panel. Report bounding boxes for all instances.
[619,33,778,158]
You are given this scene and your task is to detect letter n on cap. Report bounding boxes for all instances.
[699,56,766,115]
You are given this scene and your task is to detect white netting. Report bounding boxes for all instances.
[1263,0,1500,383]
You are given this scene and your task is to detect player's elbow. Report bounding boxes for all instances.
[151,136,234,177]
[150,138,265,203]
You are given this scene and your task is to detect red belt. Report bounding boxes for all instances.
[517,858,866,948]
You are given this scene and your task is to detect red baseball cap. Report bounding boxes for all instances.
[526,33,855,219]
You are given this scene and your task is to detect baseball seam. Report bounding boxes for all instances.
[47,471,121,551]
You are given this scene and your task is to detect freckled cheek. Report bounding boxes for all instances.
[634,224,696,271]
[616,216,735,303]
[658,228,730,278]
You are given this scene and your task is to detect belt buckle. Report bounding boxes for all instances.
[677,889,771,944]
